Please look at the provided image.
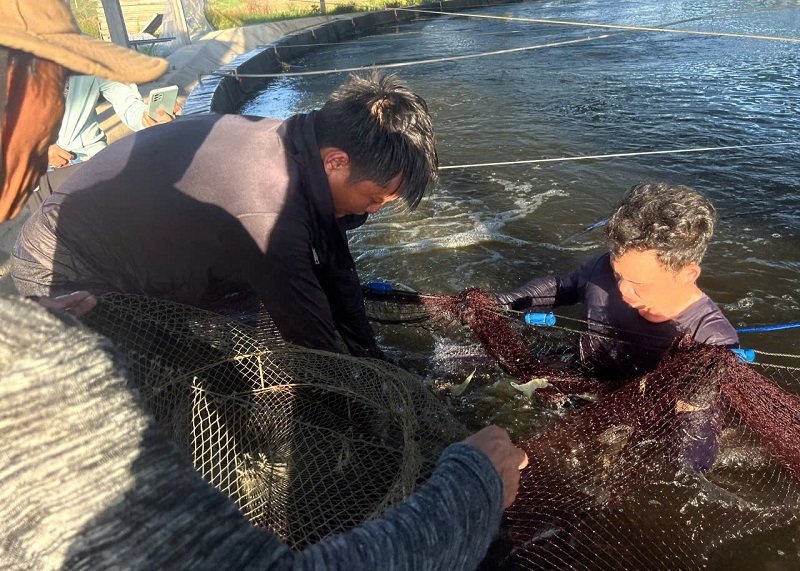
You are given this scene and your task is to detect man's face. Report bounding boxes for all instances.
[331,175,402,218]
[611,249,698,323]
[323,147,403,218]
[1,55,66,221]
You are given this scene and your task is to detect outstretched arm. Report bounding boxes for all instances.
[495,276,559,312]
[495,254,606,312]
[288,437,514,570]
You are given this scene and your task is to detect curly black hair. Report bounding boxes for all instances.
[605,183,716,271]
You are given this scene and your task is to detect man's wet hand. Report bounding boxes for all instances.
[463,425,528,508]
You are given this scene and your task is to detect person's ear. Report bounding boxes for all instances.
[680,262,701,284]
[320,147,350,178]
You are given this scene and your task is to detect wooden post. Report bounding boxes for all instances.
[99,0,129,48]
[319,0,326,14]
[167,0,192,45]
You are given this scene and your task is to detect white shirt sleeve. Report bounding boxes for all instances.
[97,77,149,133]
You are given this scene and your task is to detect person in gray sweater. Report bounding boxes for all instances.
[0,295,525,570]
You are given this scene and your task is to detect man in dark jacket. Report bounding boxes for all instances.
[12,72,438,358]
[496,183,738,379]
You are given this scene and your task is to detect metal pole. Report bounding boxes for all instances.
[99,0,129,48]
[167,0,192,45]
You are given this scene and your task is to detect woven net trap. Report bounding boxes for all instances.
[83,293,468,550]
[83,289,800,569]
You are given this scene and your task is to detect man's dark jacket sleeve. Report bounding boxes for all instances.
[321,214,384,359]
[247,211,382,359]
[495,255,604,312]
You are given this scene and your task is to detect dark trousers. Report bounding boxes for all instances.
[27,163,84,211]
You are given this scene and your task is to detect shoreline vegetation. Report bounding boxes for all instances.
[75,0,425,39]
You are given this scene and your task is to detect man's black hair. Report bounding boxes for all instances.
[314,71,438,211]
[605,183,717,271]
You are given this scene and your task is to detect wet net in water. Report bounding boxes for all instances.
[365,286,800,570]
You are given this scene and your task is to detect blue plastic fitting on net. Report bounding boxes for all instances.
[524,312,556,327]
[731,348,756,363]
[365,280,393,293]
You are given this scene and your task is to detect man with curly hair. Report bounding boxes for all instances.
[496,183,738,379]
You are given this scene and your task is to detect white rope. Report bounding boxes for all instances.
[210,5,800,79]
[211,33,614,78]
[253,28,529,50]
[753,350,800,360]
[439,142,800,170]
[399,8,800,43]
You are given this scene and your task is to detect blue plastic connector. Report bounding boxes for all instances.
[524,312,556,327]
[365,281,393,293]
[731,348,756,363]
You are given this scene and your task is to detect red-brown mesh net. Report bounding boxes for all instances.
[493,339,800,570]
[419,288,611,399]
[365,285,800,570]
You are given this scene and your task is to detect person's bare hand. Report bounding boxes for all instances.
[47,144,75,168]
[463,425,528,508]
[141,104,181,127]
[32,291,97,317]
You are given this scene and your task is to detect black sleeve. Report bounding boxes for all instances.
[495,276,559,311]
[318,264,384,359]
[247,217,345,354]
[494,254,603,311]
[247,216,381,358]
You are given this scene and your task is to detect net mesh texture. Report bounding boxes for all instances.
[364,286,800,570]
[83,288,800,569]
[83,293,467,550]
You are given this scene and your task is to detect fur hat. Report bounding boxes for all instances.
[0,0,168,83]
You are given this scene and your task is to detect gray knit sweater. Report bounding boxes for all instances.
[0,296,503,570]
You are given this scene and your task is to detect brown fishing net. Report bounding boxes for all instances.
[82,293,468,550]
[366,287,601,397]
[365,285,800,570]
[494,340,800,570]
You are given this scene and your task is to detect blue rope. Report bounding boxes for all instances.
[736,322,800,333]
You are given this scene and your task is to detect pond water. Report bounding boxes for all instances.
[240,0,800,361]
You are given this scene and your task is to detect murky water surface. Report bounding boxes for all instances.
[241,0,799,357]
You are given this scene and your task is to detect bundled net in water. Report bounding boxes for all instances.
[365,286,800,570]
[83,293,468,549]
[366,287,601,395]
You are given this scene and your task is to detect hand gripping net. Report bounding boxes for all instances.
[82,293,468,550]
[365,286,800,570]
